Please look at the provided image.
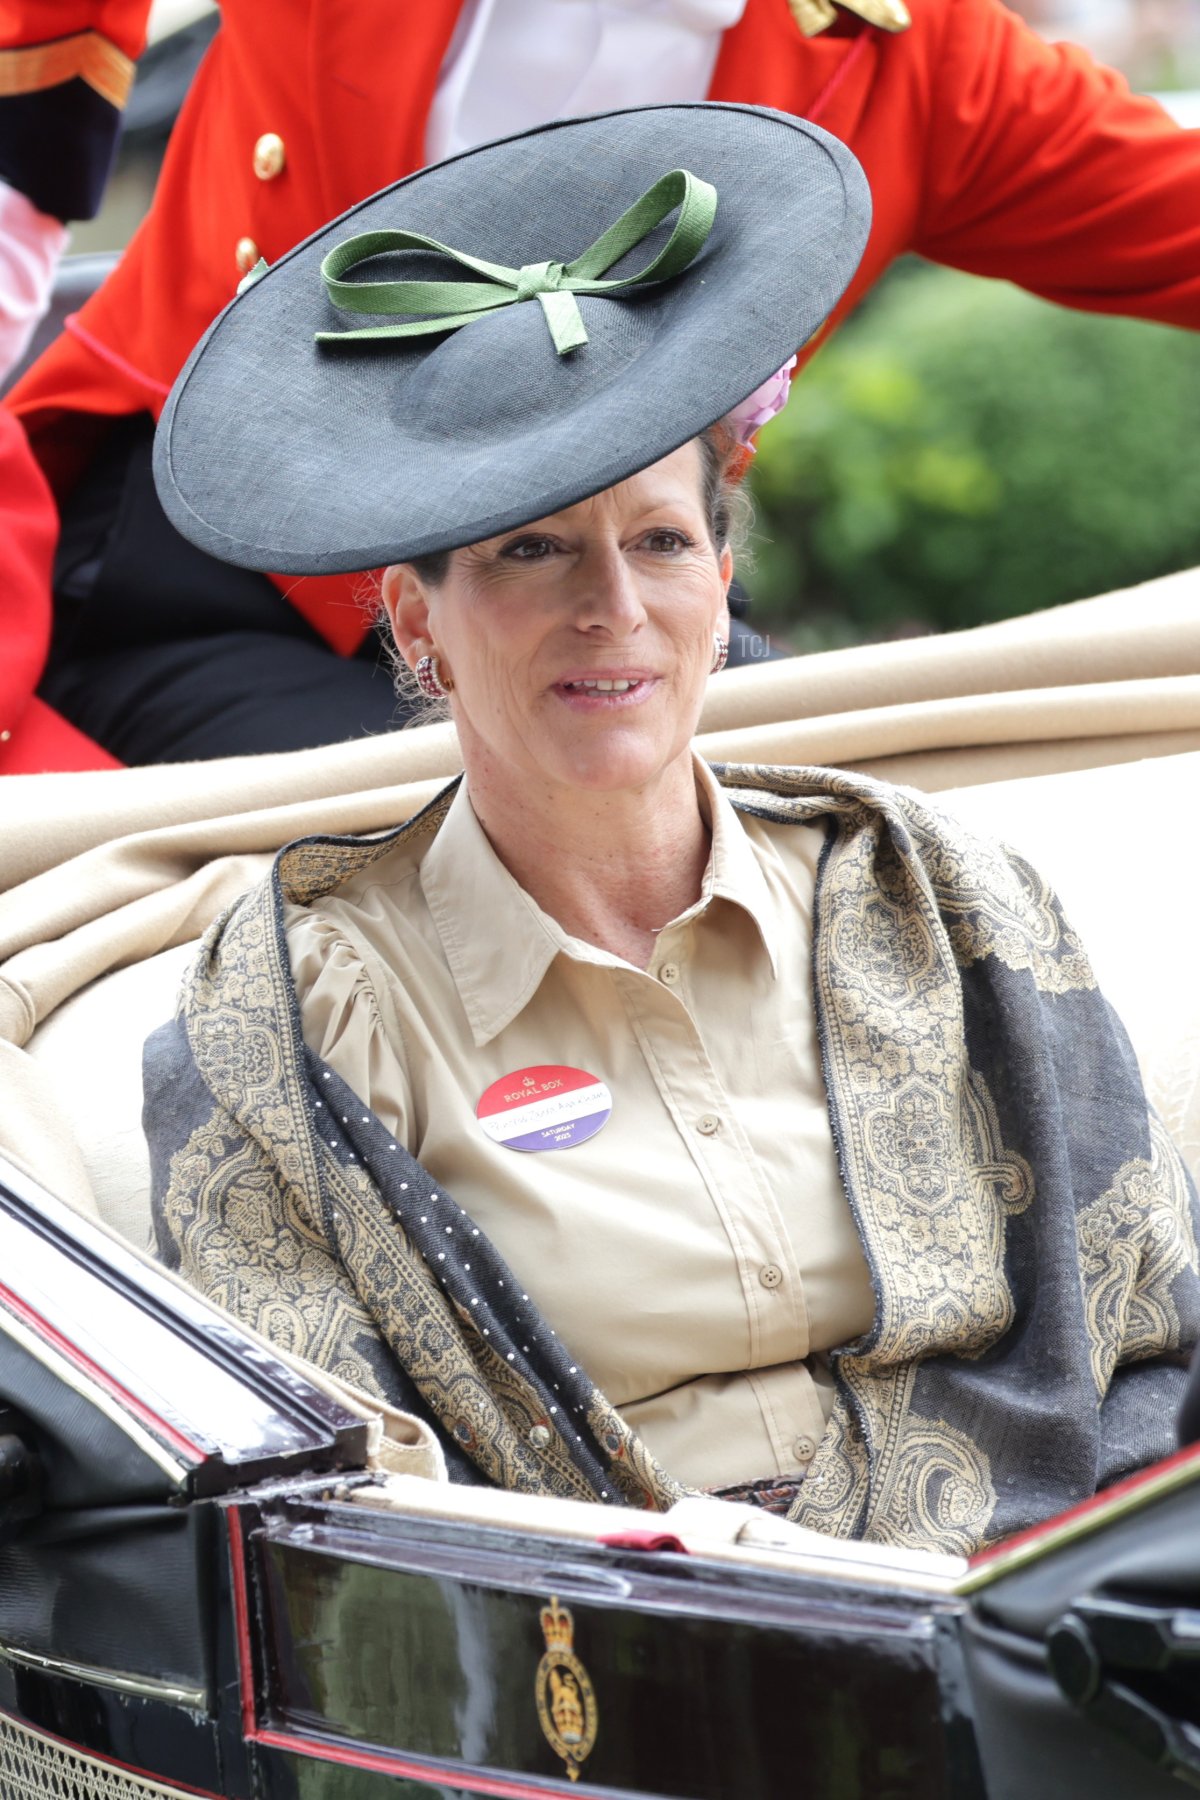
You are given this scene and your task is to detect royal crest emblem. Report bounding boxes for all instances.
[535,1595,598,1781]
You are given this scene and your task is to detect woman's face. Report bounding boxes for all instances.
[382,442,732,800]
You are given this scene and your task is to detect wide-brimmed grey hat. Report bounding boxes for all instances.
[153,103,870,575]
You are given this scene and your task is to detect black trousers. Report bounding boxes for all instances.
[43,414,780,766]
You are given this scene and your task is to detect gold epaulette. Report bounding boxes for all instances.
[0,30,135,111]
[787,0,911,36]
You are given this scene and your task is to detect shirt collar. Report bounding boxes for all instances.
[420,755,779,1047]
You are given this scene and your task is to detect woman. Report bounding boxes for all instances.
[145,103,1200,1556]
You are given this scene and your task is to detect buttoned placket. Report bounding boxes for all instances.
[611,916,825,1474]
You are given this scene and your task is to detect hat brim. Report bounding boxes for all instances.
[153,103,870,575]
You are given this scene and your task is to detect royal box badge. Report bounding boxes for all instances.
[535,1595,598,1781]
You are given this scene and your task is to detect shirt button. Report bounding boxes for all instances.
[696,1113,721,1136]
[235,236,260,275]
[253,131,286,180]
[659,963,680,985]
[528,1424,552,1449]
[758,1263,783,1290]
[793,1435,817,1463]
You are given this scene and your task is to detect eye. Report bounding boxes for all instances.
[641,527,695,555]
[500,534,559,561]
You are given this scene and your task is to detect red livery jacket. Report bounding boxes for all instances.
[0,407,118,773]
[3,0,1200,763]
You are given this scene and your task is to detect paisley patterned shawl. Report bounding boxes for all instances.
[144,762,1200,1554]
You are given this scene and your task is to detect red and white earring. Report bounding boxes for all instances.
[415,653,454,698]
[710,633,729,675]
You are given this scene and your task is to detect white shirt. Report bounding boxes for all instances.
[426,0,748,162]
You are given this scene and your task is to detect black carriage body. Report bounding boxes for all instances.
[236,1494,969,1799]
[2,1155,1199,1800]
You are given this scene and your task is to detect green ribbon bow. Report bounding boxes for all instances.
[315,168,718,357]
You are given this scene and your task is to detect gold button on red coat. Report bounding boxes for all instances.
[235,236,260,275]
[253,132,286,180]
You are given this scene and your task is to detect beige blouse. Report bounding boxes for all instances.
[284,759,875,1490]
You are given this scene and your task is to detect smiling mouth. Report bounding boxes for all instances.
[559,678,640,693]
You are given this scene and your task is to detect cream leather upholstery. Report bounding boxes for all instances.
[946,758,1200,1183]
[23,939,197,1249]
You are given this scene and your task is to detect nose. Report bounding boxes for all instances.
[572,540,647,637]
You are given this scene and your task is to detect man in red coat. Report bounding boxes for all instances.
[3,0,1200,769]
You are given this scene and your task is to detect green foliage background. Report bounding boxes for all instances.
[745,261,1200,651]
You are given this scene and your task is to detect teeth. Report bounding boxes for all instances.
[566,679,637,692]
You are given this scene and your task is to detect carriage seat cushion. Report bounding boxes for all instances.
[22,751,1200,1250]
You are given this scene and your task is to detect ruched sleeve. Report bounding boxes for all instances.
[283,903,414,1146]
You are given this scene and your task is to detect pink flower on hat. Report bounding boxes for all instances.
[725,356,798,448]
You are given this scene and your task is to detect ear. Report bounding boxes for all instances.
[381,563,433,664]
[718,544,734,638]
